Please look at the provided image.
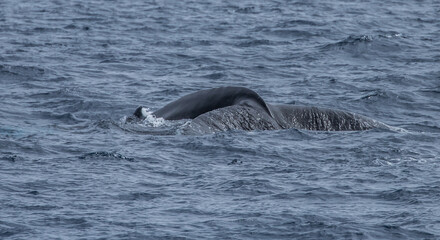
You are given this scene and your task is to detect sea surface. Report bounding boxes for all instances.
[1,0,440,239]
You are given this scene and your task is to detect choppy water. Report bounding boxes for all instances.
[1,0,440,239]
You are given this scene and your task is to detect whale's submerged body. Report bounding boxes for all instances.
[132,87,387,134]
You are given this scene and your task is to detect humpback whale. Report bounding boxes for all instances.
[132,87,386,133]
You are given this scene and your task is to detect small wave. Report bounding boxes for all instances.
[0,64,45,78]
[324,35,373,49]
[226,4,259,14]
[386,125,409,133]
[44,216,92,229]
[128,26,158,33]
[79,151,134,161]
[218,178,282,195]
[63,24,78,29]
[32,27,61,33]
[116,192,166,201]
[266,29,316,38]
[29,88,82,100]
[372,155,429,166]
[0,220,30,238]
[378,189,420,204]
[378,32,404,39]
[322,33,405,57]
[236,39,271,47]
[399,123,440,133]
[418,87,440,97]
[235,6,257,14]
[38,112,83,124]
[276,19,324,27]
[201,72,226,80]
[0,127,19,137]
[359,89,389,100]
[0,153,23,162]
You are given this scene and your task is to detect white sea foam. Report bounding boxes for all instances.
[139,108,166,127]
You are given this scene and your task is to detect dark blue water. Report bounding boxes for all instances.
[1,0,440,239]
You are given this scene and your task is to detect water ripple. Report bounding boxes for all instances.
[1,0,439,239]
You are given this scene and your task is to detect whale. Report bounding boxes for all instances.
[132,87,387,133]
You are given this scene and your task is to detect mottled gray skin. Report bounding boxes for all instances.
[185,104,385,134]
[133,87,386,133]
[268,104,384,131]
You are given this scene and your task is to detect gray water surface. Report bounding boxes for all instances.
[1,0,440,239]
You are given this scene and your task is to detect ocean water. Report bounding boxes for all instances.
[1,0,440,239]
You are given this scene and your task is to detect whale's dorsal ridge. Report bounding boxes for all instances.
[152,86,271,120]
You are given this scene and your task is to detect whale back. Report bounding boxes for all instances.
[132,87,388,132]
[183,105,279,134]
[183,104,385,133]
[269,104,386,131]
[152,87,272,120]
